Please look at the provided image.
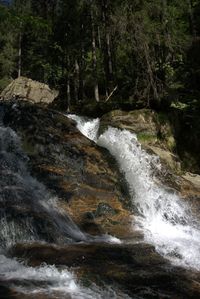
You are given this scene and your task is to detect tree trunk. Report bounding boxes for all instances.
[67,77,71,112]
[101,0,113,93]
[143,41,159,105]
[18,30,22,78]
[66,55,71,112]
[74,59,79,103]
[97,25,102,49]
[187,0,197,39]
[79,23,84,102]
[91,2,100,102]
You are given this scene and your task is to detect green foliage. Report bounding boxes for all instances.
[0,4,17,88]
[0,0,199,113]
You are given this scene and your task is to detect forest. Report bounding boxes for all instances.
[0,0,200,112]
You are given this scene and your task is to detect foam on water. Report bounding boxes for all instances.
[98,127,200,270]
[68,114,100,142]
[70,115,200,271]
[0,253,130,299]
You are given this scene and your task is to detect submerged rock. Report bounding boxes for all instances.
[0,77,59,105]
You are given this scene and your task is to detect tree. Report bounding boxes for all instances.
[0,4,17,90]
[0,0,198,111]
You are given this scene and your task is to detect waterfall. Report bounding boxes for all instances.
[68,114,100,142]
[69,115,200,271]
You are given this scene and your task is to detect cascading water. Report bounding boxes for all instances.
[0,110,88,297]
[68,114,100,142]
[0,107,129,299]
[69,114,200,271]
[0,125,86,247]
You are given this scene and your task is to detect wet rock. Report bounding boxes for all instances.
[100,109,158,137]
[10,242,200,299]
[0,77,59,105]
[94,202,118,217]
[1,100,132,238]
[182,172,200,190]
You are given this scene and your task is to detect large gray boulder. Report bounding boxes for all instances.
[0,77,59,104]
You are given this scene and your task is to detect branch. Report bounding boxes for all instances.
[105,85,118,102]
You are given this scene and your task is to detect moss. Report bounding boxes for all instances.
[166,136,176,151]
[156,112,177,151]
[0,78,12,92]
[157,112,169,125]
[137,132,157,144]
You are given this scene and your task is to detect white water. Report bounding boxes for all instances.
[68,114,100,142]
[69,115,200,271]
[0,253,130,299]
[0,118,88,297]
[0,125,86,247]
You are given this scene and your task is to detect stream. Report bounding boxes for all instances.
[0,110,200,299]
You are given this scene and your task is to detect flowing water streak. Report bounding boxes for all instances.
[69,114,200,271]
[0,126,79,297]
[68,114,100,142]
[0,125,86,247]
[0,116,89,297]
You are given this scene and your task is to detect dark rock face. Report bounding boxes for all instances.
[1,100,132,237]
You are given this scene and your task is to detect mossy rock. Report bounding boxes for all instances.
[137,132,158,144]
[99,108,181,174]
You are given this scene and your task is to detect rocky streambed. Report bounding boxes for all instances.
[0,100,200,298]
